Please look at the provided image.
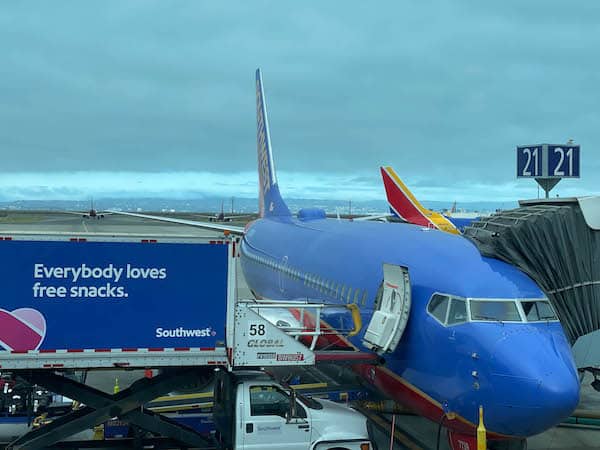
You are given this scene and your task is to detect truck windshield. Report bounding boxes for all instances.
[520,300,558,321]
[469,300,522,322]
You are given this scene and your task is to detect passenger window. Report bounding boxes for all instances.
[428,294,449,324]
[361,291,367,306]
[250,386,290,417]
[447,298,467,325]
[353,289,360,304]
[346,287,353,304]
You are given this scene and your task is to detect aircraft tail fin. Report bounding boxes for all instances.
[255,69,291,218]
[380,166,431,225]
[380,166,460,234]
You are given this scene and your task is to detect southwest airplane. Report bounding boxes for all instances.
[115,70,580,450]
[380,165,478,233]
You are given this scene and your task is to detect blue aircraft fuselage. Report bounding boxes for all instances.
[239,215,579,437]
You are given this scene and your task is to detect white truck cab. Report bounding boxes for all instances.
[213,370,373,450]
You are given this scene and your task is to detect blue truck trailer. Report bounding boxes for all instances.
[0,234,233,370]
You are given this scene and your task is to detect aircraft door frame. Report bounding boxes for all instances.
[362,264,411,354]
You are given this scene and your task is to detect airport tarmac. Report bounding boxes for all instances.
[1,210,599,449]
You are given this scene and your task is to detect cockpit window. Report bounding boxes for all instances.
[447,298,467,325]
[521,300,558,321]
[428,294,449,323]
[469,300,522,322]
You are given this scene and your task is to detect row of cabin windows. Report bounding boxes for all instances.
[303,272,367,306]
[249,251,368,306]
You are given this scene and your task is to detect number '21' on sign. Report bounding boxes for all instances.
[517,146,542,177]
[547,145,580,177]
[516,144,580,178]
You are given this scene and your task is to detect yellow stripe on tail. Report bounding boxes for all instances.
[383,166,460,235]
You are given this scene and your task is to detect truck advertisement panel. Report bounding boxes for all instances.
[0,241,228,352]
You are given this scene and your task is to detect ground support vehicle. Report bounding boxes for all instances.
[0,232,376,449]
[213,370,372,450]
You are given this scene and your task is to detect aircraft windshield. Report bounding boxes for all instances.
[469,300,522,322]
[520,300,558,321]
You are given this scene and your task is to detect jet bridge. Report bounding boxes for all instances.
[463,197,600,355]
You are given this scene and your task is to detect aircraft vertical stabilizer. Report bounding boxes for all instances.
[380,166,460,234]
[255,69,291,218]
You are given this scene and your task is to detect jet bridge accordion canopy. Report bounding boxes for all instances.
[464,199,600,344]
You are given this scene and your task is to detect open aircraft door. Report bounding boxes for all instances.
[362,264,411,354]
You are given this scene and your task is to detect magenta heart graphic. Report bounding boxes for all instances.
[0,308,46,351]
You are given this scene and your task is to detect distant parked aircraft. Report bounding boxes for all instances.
[196,201,253,223]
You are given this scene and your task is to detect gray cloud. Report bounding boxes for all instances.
[0,1,598,200]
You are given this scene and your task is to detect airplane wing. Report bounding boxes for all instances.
[352,213,393,221]
[107,211,245,234]
[62,211,113,216]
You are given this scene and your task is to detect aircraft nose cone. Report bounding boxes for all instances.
[488,328,579,436]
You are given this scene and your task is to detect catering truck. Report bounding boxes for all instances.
[0,232,374,449]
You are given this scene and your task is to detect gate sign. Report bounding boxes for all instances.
[547,145,580,178]
[516,145,543,177]
[517,144,580,178]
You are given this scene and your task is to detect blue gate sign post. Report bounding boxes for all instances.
[516,144,580,198]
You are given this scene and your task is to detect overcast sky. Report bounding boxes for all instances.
[1,1,598,202]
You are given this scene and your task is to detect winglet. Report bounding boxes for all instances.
[380,166,460,234]
[256,69,291,218]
